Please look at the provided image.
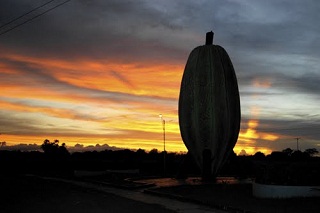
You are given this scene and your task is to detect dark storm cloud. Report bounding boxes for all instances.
[211,0,320,54]
[0,0,194,63]
[2,0,320,61]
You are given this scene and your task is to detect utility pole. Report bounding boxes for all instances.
[159,114,166,177]
[295,137,300,151]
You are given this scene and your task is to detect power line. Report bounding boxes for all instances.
[0,0,56,30]
[0,0,72,37]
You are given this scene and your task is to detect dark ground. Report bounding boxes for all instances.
[146,183,320,213]
[1,174,320,213]
[0,175,176,213]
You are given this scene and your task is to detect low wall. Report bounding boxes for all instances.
[253,182,320,198]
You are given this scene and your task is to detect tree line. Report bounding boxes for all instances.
[0,139,319,185]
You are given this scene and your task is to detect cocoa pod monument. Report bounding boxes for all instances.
[178,31,241,181]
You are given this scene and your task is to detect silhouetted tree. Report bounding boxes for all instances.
[253,151,265,160]
[291,150,309,160]
[41,139,70,158]
[136,148,147,162]
[149,148,159,154]
[269,151,287,161]
[304,148,318,157]
[282,148,293,156]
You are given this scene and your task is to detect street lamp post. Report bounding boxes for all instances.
[295,137,300,151]
[159,114,166,176]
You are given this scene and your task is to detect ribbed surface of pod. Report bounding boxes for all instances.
[178,44,241,177]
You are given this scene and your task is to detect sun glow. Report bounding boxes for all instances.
[234,106,279,155]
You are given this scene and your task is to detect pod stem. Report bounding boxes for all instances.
[205,31,214,45]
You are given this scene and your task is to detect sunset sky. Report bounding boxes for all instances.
[1,0,319,155]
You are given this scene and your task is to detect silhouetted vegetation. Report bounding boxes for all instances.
[41,139,70,158]
[1,142,319,185]
[253,149,320,185]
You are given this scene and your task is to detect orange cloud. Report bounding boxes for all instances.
[235,119,279,155]
[252,78,272,88]
[3,53,182,100]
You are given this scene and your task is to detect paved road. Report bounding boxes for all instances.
[0,175,222,213]
[0,175,176,213]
